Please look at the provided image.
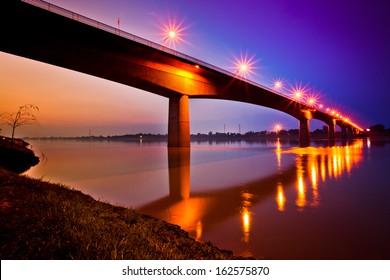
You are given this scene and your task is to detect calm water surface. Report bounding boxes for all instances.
[26,138,390,259]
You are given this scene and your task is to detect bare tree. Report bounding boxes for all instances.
[0,104,39,141]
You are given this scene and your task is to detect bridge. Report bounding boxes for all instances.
[1,0,363,147]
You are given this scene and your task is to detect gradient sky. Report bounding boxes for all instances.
[1,0,389,137]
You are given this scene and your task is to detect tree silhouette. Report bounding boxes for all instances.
[0,104,39,141]
[369,124,385,133]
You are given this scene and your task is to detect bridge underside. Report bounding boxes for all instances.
[1,0,359,147]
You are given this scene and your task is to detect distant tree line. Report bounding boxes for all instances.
[368,124,390,135]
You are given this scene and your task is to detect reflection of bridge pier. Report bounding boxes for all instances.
[168,147,191,199]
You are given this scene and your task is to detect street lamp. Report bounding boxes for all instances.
[233,51,257,78]
[161,17,188,49]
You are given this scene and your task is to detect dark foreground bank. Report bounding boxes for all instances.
[0,137,40,173]
[0,167,246,260]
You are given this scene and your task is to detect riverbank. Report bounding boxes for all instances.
[0,137,40,173]
[0,167,245,260]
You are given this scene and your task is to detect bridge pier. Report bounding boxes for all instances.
[352,127,359,138]
[299,119,310,147]
[347,127,354,139]
[341,126,348,145]
[341,126,347,142]
[328,120,336,145]
[168,95,191,147]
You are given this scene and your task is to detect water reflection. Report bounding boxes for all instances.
[295,155,306,209]
[140,140,365,250]
[25,138,390,259]
[241,191,253,243]
[168,147,191,199]
[276,182,285,212]
[286,140,364,211]
[276,138,282,169]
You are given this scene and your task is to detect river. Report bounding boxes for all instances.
[25,138,390,259]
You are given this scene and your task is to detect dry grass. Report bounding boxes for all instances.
[0,167,242,260]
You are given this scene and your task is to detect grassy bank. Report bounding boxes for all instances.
[0,167,243,260]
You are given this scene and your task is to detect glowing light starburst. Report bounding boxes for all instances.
[272,122,285,133]
[271,77,286,93]
[305,92,321,107]
[231,51,258,79]
[160,17,189,49]
[290,82,310,100]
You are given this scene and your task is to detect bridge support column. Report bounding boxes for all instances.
[168,95,190,147]
[347,127,353,139]
[299,119,310,147]
[328,120,336,145]
[341,126,348,145]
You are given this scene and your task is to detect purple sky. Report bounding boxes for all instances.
[1,0,389,137]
